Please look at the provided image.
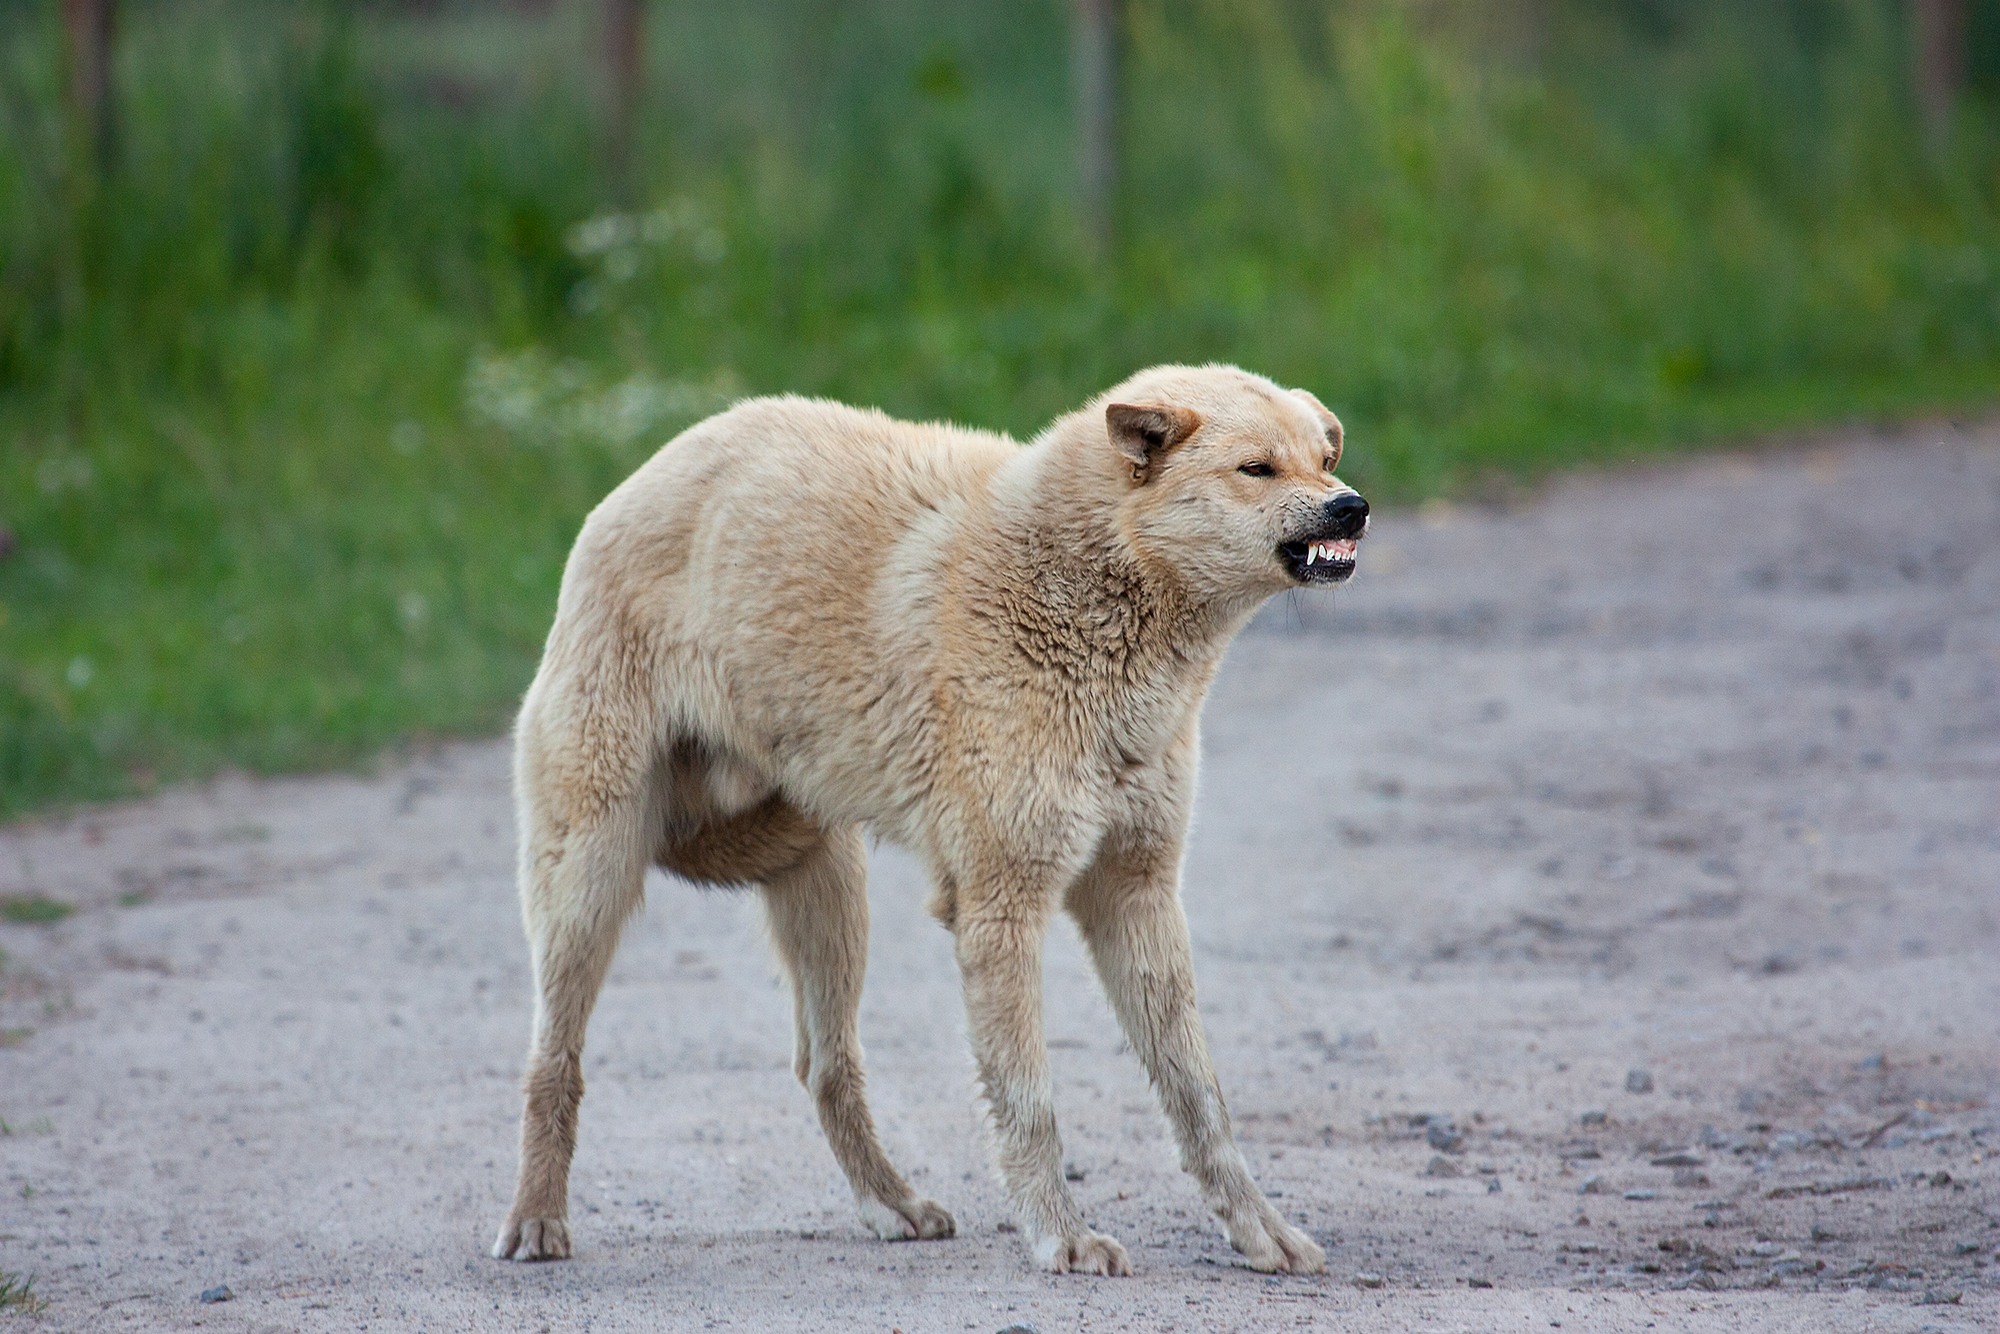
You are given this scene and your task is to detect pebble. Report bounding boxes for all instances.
[197,1286,233,1304]
[1426,1123,1465,1153]
[1625,1069,1655,1094]
[1487,1176,1502,1194]
[997,1324,1042,1334]
[1651,1150,1704,1167]
[1063,1163,1086,1182]
[1577,1175,1605,1195]
[1426,1155,1461,1177]
[1579,1109,1608,1127]
[1623,1189,1659,1201]
[1354,1272,1385,1289]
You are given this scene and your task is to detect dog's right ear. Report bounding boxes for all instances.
[1290,388,1344,471]
[1106,403,1202,479]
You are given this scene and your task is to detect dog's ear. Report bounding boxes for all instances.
[1290,388,1344,471]
[1106,402,1202,476]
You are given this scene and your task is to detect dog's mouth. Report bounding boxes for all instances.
[1280,536,1358,585]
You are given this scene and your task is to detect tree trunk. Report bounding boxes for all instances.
[605,0,645,198]
[1913,0,1968,142]
[62,0,116,170]
[1072,0,1118,258]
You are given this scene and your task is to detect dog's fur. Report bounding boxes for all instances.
[493,364,1366,1275]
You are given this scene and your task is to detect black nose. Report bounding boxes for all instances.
[1324,492,1368,539]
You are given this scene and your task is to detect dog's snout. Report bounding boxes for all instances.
[1324,492,1368,538]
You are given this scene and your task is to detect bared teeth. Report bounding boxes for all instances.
[1300,540,1357,566]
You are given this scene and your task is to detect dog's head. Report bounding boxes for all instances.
[1099,365,1367,600]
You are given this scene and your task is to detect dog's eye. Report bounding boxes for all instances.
[1238,461,1275,477]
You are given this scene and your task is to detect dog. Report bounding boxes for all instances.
[493,363,1366,1275]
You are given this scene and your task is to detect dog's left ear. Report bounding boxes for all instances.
[1290,388,1344,471]
[1107,402,1202,478]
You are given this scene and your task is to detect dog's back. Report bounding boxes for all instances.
[524,394,1018,835]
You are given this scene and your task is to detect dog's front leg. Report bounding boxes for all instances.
[1067,841,1327,1274]
[953,904,1132,1275]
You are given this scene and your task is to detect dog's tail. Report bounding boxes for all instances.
[656,796,824,887]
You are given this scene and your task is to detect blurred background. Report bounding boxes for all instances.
[2,0,1997,818]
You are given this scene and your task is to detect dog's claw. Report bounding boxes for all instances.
[860,1195,956,1241]
[1041,1231,1133,1276]
[493,1216,571,1261]
[901,1197,957,1240]
[1226,1205,1326,1273]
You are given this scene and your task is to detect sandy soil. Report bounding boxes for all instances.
[2,423,1996,1334]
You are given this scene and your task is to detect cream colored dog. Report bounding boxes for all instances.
[493,364,1366,1275]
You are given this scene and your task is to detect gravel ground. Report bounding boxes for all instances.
[2,423,1996,1333]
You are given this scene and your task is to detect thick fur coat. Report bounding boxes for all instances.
[494,364,1367,1275]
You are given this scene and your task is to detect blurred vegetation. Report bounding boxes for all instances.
[3,0,2000,816]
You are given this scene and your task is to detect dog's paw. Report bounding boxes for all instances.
[493,1215,572,1261]
[1225,1206,1325,1274]
[859,1195,957,1241]
[1036,1230,1133,1276]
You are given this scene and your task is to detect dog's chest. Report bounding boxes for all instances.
[1076,680,1198,804]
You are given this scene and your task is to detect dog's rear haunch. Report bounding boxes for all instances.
[494,364,1366,1275]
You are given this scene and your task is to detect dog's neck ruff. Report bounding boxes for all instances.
[978,429,1249,690]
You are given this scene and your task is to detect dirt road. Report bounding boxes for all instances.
[3,424,1996,1332]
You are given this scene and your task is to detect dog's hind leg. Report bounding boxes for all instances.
[761,824,955,1242]
[493,729,653,1261]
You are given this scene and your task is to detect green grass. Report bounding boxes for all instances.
[3,0,2000,818]
[0,895,73,925]
[0,1269,45,1315]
